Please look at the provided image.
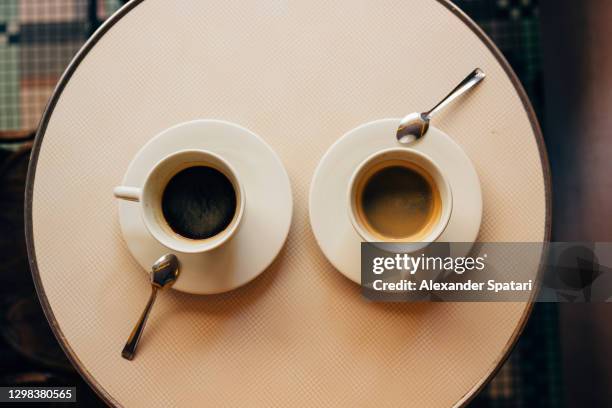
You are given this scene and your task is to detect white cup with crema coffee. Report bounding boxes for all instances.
[113,149,245,254]
[348,148,452,251]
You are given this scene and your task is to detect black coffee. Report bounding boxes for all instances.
[161,166,237,240]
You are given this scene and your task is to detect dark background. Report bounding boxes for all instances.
[1,0,610,406]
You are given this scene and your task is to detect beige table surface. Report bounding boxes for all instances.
[26,0,550,406]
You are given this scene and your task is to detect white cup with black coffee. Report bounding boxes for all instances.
[113,149,244,254]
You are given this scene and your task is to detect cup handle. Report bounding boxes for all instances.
[113,186,142,202]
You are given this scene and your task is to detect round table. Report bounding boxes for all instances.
[26,0,550,406]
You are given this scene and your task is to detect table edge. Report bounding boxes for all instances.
[23,1,552,407]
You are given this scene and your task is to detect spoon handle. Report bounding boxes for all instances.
[424,68,485,119]
[122,286,158,360]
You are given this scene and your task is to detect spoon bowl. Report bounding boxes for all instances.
[396,112,430,144]
[151,254,180,289]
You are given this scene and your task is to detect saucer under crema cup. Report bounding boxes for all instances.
[113,149,245,254]
[347,147,452,253]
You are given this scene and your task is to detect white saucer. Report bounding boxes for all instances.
[309,118,482,284]
[117,120,292,294]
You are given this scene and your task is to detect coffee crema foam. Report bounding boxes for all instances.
[354,160,442,241]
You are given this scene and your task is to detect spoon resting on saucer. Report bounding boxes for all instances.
[121,254,180,360]
[396,68,486,144]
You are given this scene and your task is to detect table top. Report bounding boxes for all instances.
[26,0,550,406]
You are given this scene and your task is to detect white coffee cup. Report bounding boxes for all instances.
[113,149,245,254]
[347,148,452,251]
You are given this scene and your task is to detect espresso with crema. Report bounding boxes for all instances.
[354,160,442,240]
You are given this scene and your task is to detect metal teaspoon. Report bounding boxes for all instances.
[396,68,486,144]
[121,254,180,360]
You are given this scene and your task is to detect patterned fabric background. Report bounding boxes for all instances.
[0,0,121,132]
[0,1,560,406]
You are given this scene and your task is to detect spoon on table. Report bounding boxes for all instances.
[121,254,180,360]
[396,68,486,144]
